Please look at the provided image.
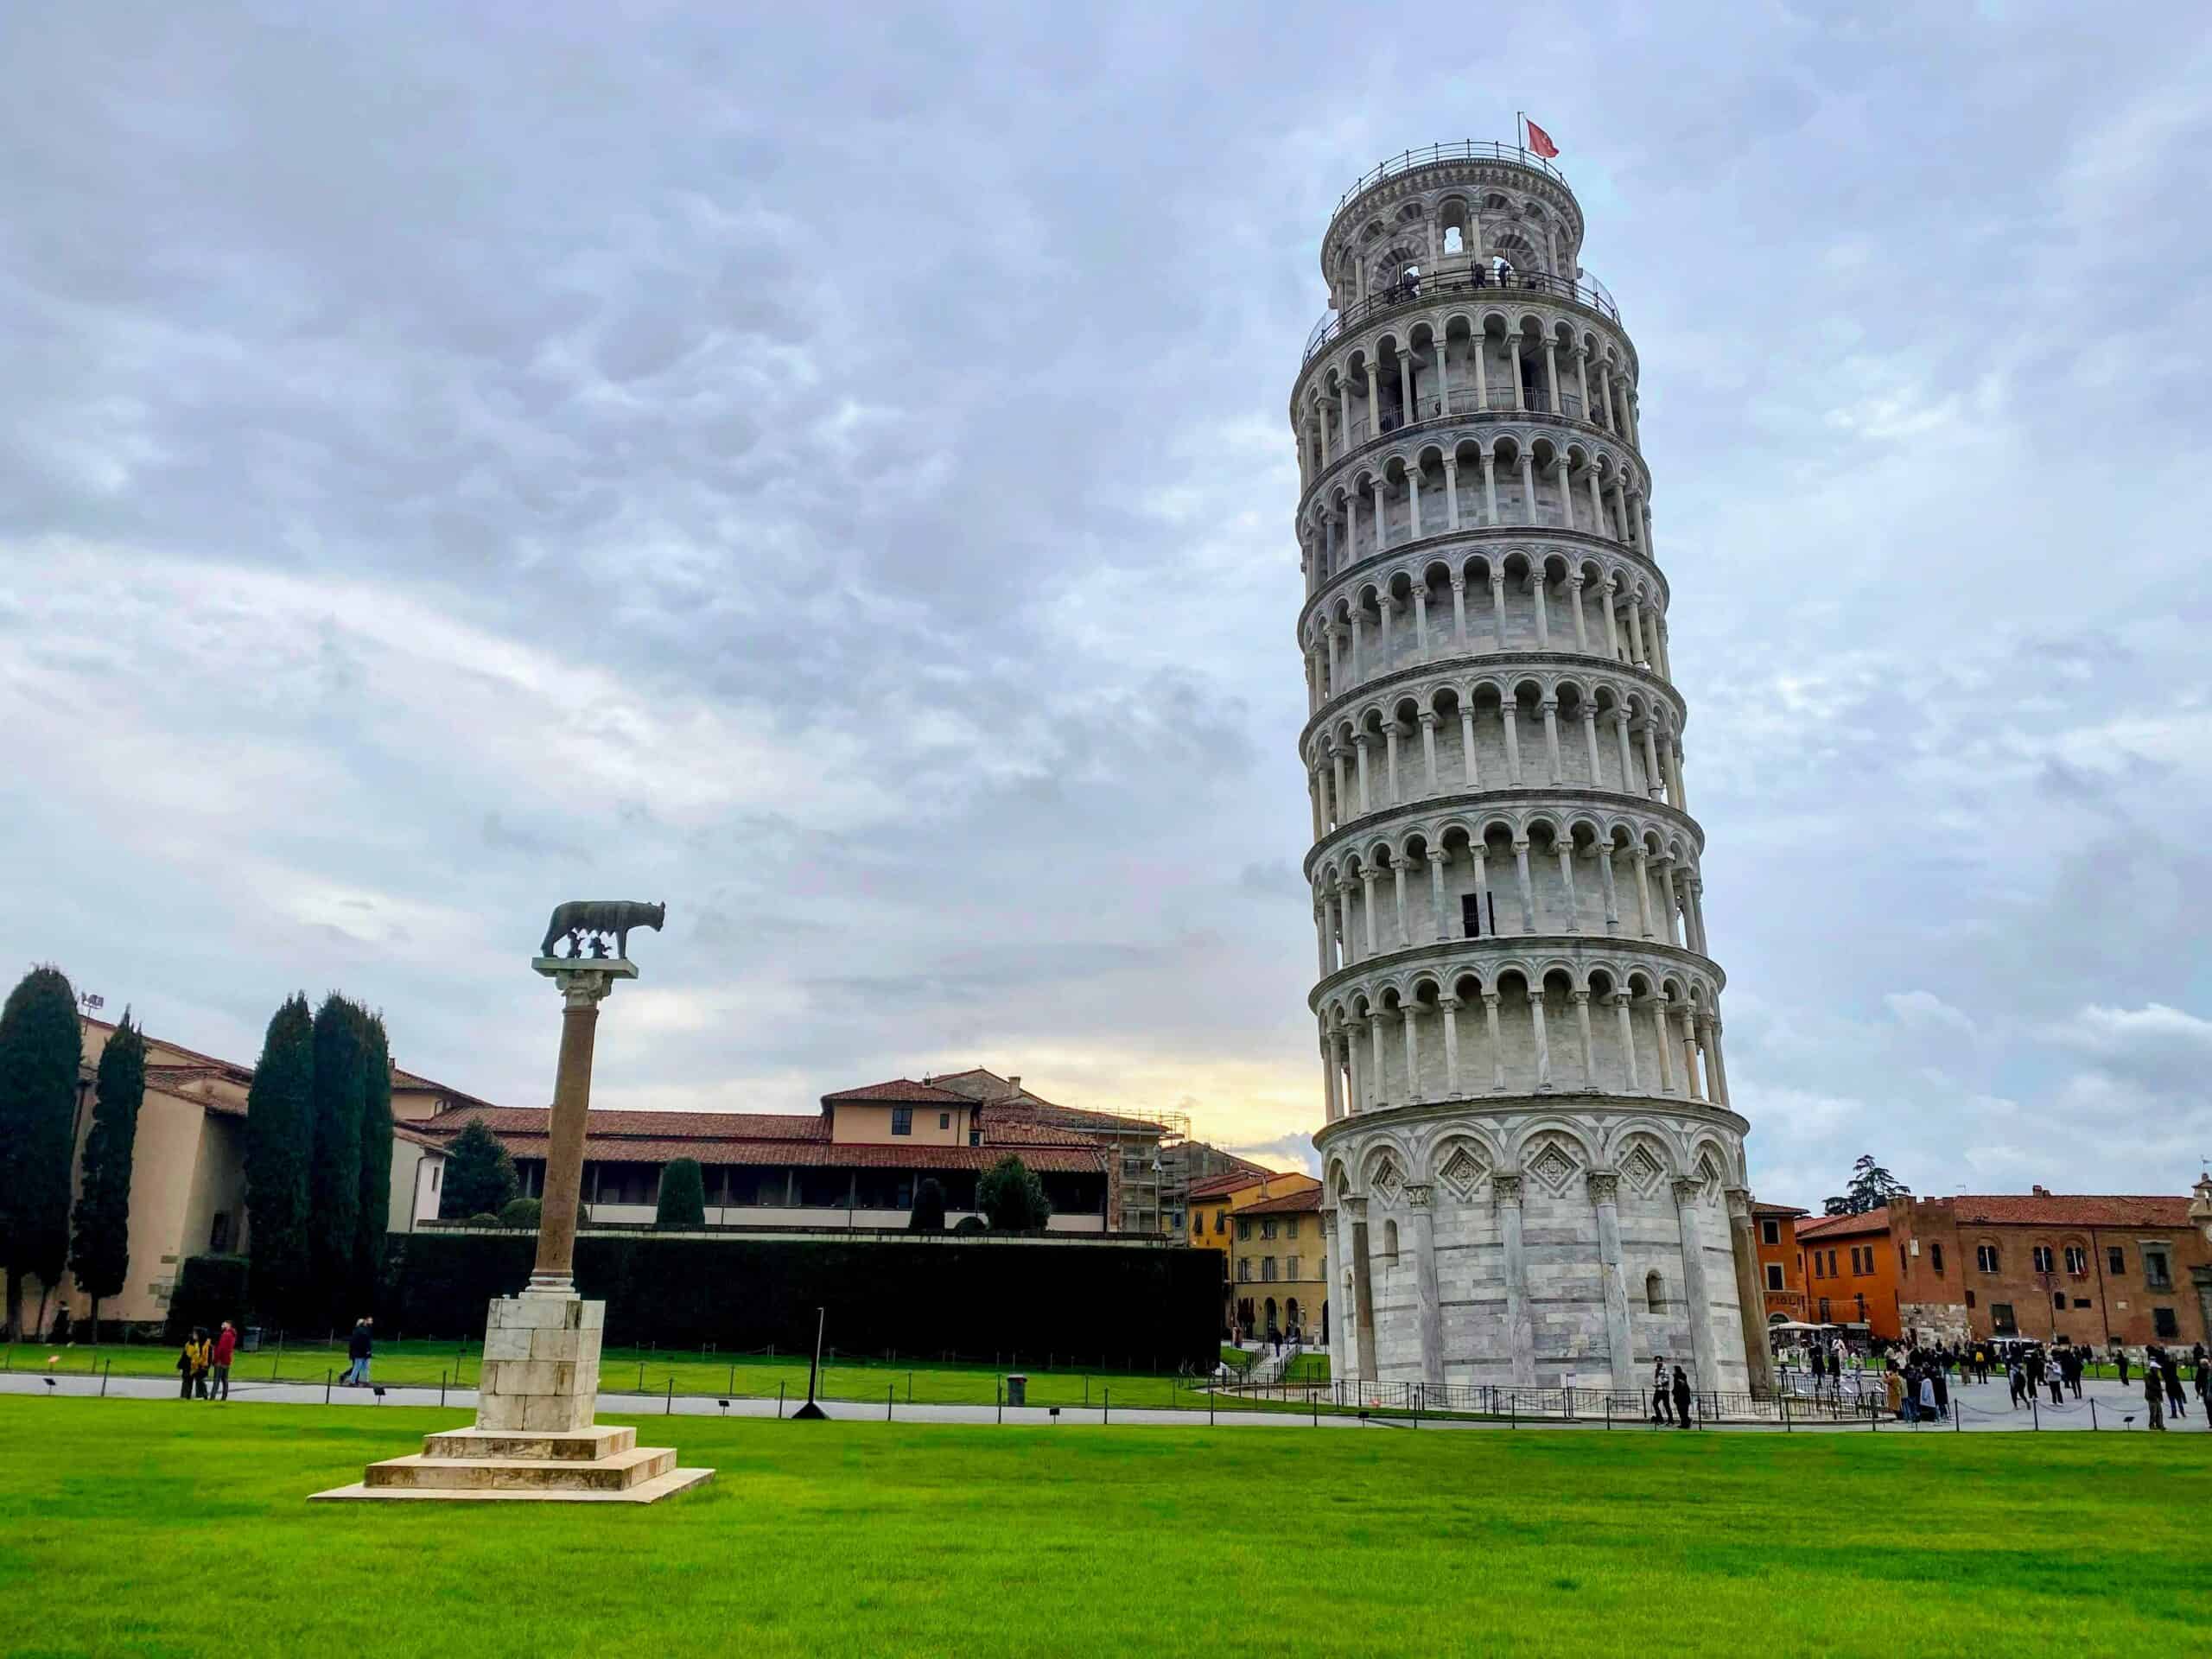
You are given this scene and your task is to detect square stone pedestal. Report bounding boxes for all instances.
[311,1293,712,1505]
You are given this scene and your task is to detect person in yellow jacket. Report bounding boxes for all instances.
[177,1329,211,1399]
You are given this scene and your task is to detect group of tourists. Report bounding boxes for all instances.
[1649,1356,1695,1427]
[2135,1344,2207,1431]
[174,1321,236,1400]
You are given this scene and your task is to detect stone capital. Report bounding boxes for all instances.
[1427,846,1448,865]
[1586,1170,1620,1204]
[1438,993,1462,1011]
[1671,1176,1705,1203]
[1724,1185,1754,1223]
[1344,1194,1370,1221]
[1403,1183,1434,1209]
[532,957,636,1009]
[1492,1173,1524,1204]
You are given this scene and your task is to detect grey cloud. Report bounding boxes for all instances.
[6,2,2211,1201]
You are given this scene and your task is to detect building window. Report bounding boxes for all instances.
[1765,1263,1784,1292]
[890,1107,912,1136]
[1236,1218,1251,1241]
[1287,1217,1300,1239]
[1965,1290,1976,1308]
[1975,1244,1999,1274]
[1990,1302,2017,1335]
[2071,1298,2090,1309]
[2107,1245,2126,1275]
[1262,1257,1278,1283]
[2031,1245,2054,1274]
[1214,1211,1227,1236]
[1261,1219,1278,1241]
[2143,1248,2173,1290]
[1646,1271,1664,1313]
[938,1113,950,1130]
[430,1166,441,1190]
[1929,1243,1944,1274]
[1760,1218,1780,1246]
[1236,1258,1252,1282]
[2063,1246,2087,1275]
[1286,1256,1300,1279]
[2152,1306,2178,1338]
[1382,1219,1399,1260]
[2051,1291,2065,1310]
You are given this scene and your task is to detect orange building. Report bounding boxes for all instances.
[1751,1201,1809,1325]
[1187,1167,1320,1332]
[1793,1209,1904,1339]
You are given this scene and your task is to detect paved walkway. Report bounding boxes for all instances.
[5,1369,2203,1436]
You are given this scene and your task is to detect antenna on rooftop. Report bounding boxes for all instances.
[78,992,105,1014]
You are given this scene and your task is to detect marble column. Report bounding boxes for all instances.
[1496,1174,1536,1387]
[1673,1177,1721,1395]
[1589,1171,1637,1390]
[1726,1187,1776,1395]
[529,959,632,1291]
[1348,1195,1377,1382]
[1407,1184,1444,1382]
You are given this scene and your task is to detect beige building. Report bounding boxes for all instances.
[31,1016,454,1332]
[1230,1185,1327,1344]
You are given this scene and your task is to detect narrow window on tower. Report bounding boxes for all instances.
[1462,894,1483,938]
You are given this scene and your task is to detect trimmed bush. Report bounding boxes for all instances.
[165,1254,251,1341]
[655,1159,706,1228]
[952,1215,988,1236]
[379,1232,1222,1370]
[497,1198,542,1230]
[978,1155,1052,1231]
[442,1121,518,1218]
[908,1178,947,1232]
[467,1212,501,1227]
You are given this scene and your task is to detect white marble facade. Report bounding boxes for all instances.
[1295,147,1764,1394]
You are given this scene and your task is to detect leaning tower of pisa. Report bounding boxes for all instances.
[1294,144,1770,1400]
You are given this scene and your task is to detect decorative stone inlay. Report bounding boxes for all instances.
[1622,1142,1666,1198]
[1526,1136,1579,1196]
[1438,1144,1487,1199]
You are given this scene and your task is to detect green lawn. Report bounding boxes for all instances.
[0,1399,2205,1657]
[5,1338,1204,1409]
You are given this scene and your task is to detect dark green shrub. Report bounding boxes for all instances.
[655,1159,706,1227]
[497,1198,542,1229]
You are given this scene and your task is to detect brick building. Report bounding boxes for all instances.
[1891,1189,2210,1351]
[1773,1185,2212,1351]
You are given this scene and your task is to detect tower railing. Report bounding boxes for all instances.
[1332,142,1571,213]
[1303,266,1621,366]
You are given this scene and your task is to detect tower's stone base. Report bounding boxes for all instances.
[310,1293,711,1505]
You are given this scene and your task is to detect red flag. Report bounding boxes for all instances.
[1525,119,1560,159]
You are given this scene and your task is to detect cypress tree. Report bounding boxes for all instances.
[656,1158,706,1227]
[908,1176,948,1231]
[0,965,82,1338]
[308,995,366,1316]
[353,1009,393,1307]
[977,1154,1052,1232]
[244,994,315,1326]
[70,1009,146,1339]
[441,1120,518,1219]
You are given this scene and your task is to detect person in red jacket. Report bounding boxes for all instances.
[208,1321,238,1402]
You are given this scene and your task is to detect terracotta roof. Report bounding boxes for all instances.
[1189,1170,1270,1200]
[1240,1187,1322,1217]
[1753,1201,1809,1217]
[424,1105,831,1142]
[1944,1194,2196,1230]
[822,1078,976,1105]
[1793,1208,1895,1240]
[390,1066,504,1113]
[975,1106,1116,1150]
[454,1133,1102,1174]
[423,1103,1104,1173]
[391,1123,448,1151]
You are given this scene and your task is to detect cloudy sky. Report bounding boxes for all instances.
[6,3,2209,1209]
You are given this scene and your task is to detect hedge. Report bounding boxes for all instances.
[379,1232,1223,1369]
[164,1254,251,1341]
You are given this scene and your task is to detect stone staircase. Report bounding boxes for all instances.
[313,1422,714,1504]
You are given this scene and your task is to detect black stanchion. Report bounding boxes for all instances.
[325,1370,332,1406]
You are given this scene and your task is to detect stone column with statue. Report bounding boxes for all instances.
[2190,1171,2212,1344]
[315,902,711,1504]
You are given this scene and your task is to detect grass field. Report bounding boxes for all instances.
[4,1338,1214,1409]
[1,1398,2204,1657]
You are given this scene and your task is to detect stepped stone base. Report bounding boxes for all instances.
[309,1292,712,1506]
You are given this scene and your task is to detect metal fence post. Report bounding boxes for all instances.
[102,1359,111,1398]
[665,1378,673,1415]
[2090,1399,2098,1431]
[2031,1394,2039,1431]
[441,1370,448,1409]
[1103,1388,1109,1425]
[325,1370,333,1406]
[887,1386,893,1422]
[778,1381,785,1420]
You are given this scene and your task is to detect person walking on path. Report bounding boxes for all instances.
[1916,1370,1936,1425]
[208,1321,236,1402]
[1671,1365,1693,1429]
[2047,1363,2064,1407]
[2007,1362,2028,1410]
[1931,1363,1950,1422]
[1652,1356,1673,1425]
[2143,1365,2165,1431]
[2164,1352,2187,1421]
[343,1317,374,1387]
[1884,1364,1904,1421]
